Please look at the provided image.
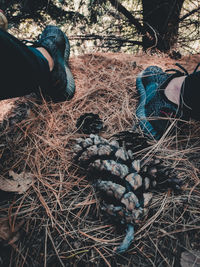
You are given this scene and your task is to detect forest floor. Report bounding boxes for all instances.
[1,52,200,266]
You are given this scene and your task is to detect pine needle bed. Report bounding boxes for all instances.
[0,53,200,266]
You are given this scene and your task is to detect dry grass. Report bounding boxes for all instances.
[1,53,200,266]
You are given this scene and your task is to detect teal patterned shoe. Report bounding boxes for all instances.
[136,65,184,139]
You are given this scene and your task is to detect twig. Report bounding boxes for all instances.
[107,0,145,34]
[47,227,65,267]
[94,247,111,267]
[180,6,200,21]
[70,34,142,45]
[148,234,171,267]
[44,225,48,267]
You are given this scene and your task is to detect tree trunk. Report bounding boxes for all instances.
[21,0,48,14]
[142,0,184,52]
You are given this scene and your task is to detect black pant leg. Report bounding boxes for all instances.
[0,29,50,100]
[181,72,200,120]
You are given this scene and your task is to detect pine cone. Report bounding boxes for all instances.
[112,131,149,153]
[73,133,182,252]
[76,113,103,134]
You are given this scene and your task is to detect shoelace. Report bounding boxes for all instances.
[166,62,200,76]
[22,39,37,45]
[22,34,56,46]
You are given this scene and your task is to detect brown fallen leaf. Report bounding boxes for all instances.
[0,171,35,194]
[0,219,10,241]
[180,250,200,267]
[0,218,24,244]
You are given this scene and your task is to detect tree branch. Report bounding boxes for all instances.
[107,0,145,34]
[179,6,200,22]
[70,34,142,45]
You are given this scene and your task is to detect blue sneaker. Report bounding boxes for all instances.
[136,65,184,139]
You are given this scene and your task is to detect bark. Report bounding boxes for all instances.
[108,0,145,34]
[142,0,184,52]
[107,0,185,52]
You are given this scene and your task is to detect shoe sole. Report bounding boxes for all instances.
[64,34,75,100]
[136,71,160,139]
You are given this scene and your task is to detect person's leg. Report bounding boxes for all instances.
[36,47,54,71]
[179,71,200,120]
[164,76,186,105]
[0,29,51,99]
[0,25,75,102]
[160,71,200,120]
